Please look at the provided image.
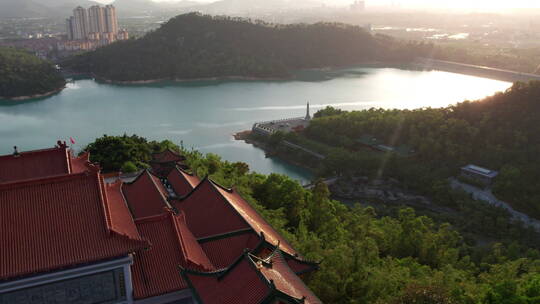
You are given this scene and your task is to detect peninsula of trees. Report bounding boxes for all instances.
[258,81,540,221]
[0,47,66,100]
[64,13,428,82]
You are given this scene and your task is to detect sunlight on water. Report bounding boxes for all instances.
[0,68,511,183]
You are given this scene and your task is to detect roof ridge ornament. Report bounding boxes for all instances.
[56,140,68,149]
[13,146,20,158]
[264,240,280,263]
[208,177,234,193]
[248,240,280,267]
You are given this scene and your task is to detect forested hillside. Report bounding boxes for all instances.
[303,81,540,219]
[64,13,428,82]
[83,134,540,304]
[0,47,65,99]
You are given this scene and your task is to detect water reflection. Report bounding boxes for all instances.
[0,68,511,184]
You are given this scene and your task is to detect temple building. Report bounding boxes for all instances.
[0,142,321,304]
[252,102,312,136]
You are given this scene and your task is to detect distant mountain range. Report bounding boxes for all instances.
[199,0,327,14]
[0,0,99,18]
[0,0,187,18]
[111,0,201,17]
[0,0,332,18]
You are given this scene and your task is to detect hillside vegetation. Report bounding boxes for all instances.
[0,47,65,99]
[83,134,540,304]
[282,81,540,219]
[65,13,427,82]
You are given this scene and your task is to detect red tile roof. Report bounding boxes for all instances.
[0,145,320,302]
[183,255,270,304]
[152,149,186,164]
[0,146,70,183]
[71,151,91,173]
[173,179,250,239]
[174,178,297,256]
[132,211,213,299]
[122,170,171,219]
[200,231,261,269]
[167,167,200,197]
[211,181,298,256]
[199,230,318,274]
[104,181,144,241]
[173,212,214,271]
[258,251,322,304]
[150,171,170,198]
[183,249,321,304]
[0,169,148,281]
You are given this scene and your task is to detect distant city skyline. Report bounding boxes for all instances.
[62,4,127,51]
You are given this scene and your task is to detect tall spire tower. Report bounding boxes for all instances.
[305,102,311,121]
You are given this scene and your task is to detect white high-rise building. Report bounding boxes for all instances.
[351,0,366,11]
[65,17,74,40]
[88,5,106,34]
[104,5,118,35]
[63,4,127,50]
[72,6,89,40]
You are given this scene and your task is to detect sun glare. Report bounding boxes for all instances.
[384,0,540,9]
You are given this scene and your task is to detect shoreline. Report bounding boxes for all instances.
[88,59,538,86]
[0,84,66,102]
[7,59,531,101]
[90,61,389,85]
[98,75,293,85]
[234,130,318,176]
[411,58,540,83]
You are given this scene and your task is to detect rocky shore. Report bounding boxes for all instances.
[234,130,318,173]
[233,130,268,151]
[329,176,458,214]
[0,84,66,101]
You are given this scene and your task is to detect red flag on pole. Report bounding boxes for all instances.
[70,137,76,145]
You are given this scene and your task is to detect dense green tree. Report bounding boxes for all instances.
[302,81,540,219]
[0,47,65,98]
[121,161,138,173]
[314,106,345,118]
[64,13,429,82]
[82,134,178,172]
[394,284,454,304]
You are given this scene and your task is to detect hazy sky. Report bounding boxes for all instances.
[382,0,540,9]
[95,0,540,10]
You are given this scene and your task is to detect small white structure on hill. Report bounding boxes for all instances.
[253,102,312,136]
[460,164,499,186]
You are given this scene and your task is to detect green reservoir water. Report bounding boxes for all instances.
[0,67,511,184]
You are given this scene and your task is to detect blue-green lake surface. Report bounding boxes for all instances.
[0,67,511,184]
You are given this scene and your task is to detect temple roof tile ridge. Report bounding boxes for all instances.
[171,211,214,271]
[0,170,86,190]
[122,169,174,219]
[151,148,186,163]
[104,180,148,244]
[181,248,317,304]
[0,145,63,160]
[174,175,210,202]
